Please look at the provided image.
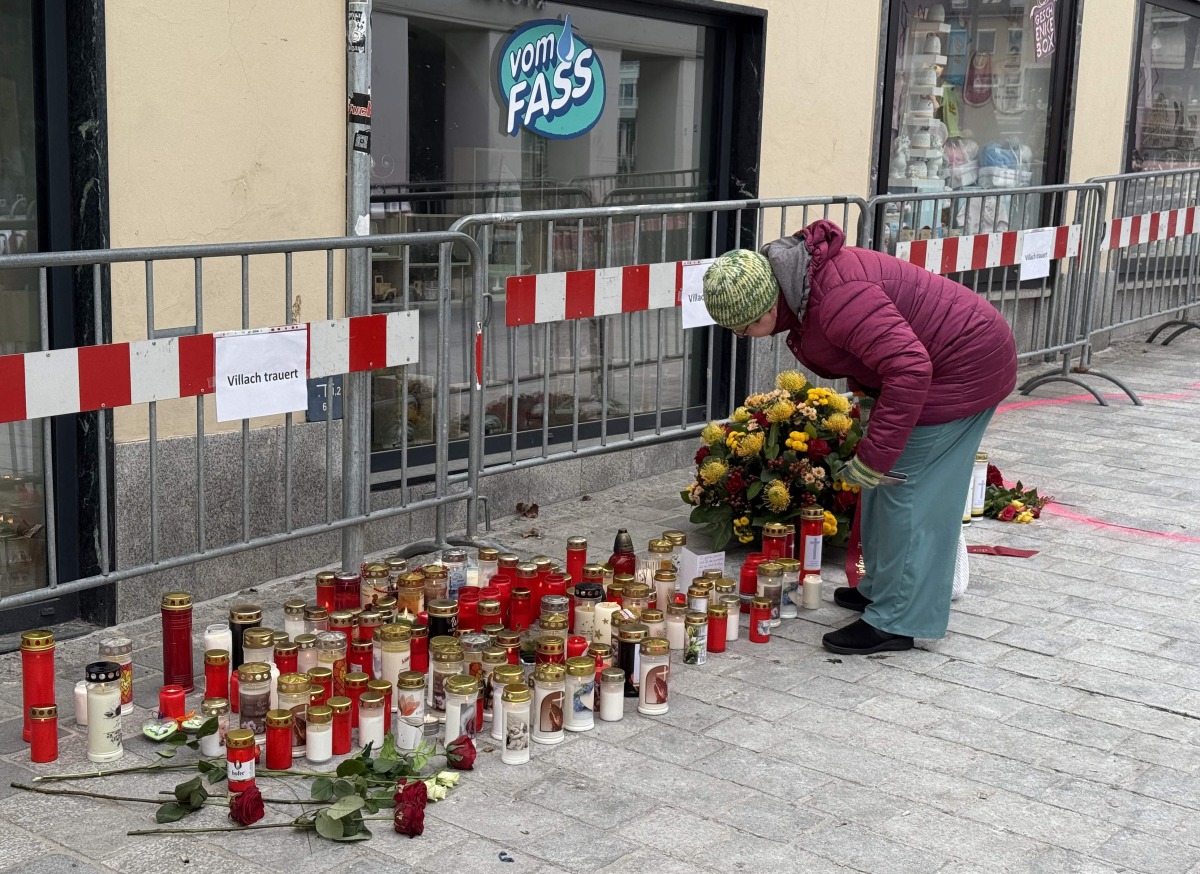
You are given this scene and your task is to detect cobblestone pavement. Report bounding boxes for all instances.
[0,334,1198,873]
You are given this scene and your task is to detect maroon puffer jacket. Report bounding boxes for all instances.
[771,220,1017,473]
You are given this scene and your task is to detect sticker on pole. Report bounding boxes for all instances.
[497,15,605,140]
[215,325,309,422]
[1019,228,1055,281]
[680,259,717,329]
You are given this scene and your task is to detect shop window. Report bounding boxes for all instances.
[367,1,718,459]
[885,1,1061,199]
[0,1,48,596]
[1130,3,1200,171]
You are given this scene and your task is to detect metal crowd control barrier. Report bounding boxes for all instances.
[449,196,867,530]
[867,183,1141,406]
[0,231,483,608]
[1086,168,1200,351]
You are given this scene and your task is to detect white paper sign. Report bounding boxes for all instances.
[680,258,717,329]
[1019,228,1055,280]
[678,546,726,585]
[215,325,309,422]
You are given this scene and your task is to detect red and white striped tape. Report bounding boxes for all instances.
[1103,206,1199,251]
[894,226,1082,275]
[505,262,686,327]
[0,310,417,424]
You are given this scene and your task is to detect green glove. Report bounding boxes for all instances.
[840,456,884,490]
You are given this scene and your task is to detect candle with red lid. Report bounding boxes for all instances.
[20,630,55,743]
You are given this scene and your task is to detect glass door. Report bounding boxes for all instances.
[0,0,49,597]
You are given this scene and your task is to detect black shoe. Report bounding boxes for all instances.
[834,586,871,612]
[822,618,914,655]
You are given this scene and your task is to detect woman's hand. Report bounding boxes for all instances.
[839,457,885,490]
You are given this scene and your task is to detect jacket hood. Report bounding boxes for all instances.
[802,219,846,271]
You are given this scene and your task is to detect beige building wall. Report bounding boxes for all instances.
[744,0,884,200]
[1068,0,1140,183]
[105,2,347,442]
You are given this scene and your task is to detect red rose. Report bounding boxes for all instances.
[393,780,427,838]
[998,505,1017,522]
[806,439,831,461]
[726,471,746,494]
[986,464,1004,488]
[694,446,710,465]
[229,785,265,826]
[834,490,857,511]
[1031,507,1041,519]
[753,412,769,429]
[446,734,477,770]
[850,404,861,419]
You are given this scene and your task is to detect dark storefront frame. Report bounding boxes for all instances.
[369,0,766,485]
[874,0,1082,200]
[0,0,110,633]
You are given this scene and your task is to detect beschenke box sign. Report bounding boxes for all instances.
[497,15,605,140]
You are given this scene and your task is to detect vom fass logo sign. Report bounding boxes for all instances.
[497,15,605,140]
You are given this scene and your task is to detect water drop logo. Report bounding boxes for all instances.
[498,15,605,140]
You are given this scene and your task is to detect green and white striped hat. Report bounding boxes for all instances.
[702,250,779,330]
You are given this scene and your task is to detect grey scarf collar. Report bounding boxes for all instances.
[761,234,812,323]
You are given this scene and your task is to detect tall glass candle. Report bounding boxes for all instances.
[394,671,427,752]
[531,663,565,746]
[228,604,262,669]
[305,706,333,763]
[443,675,479,742]
[328,697,352,755]
[598,668,624,722]
[637,638,670,716]
[684,612,708,665]
[563,657,595,733]
[226,728,257,790]
[205,649,230,700]
[295,634,318,672]
[500,683,532,765]
[800,507,824,574]
[85,661,123,763]
[99,636,134,715]
[314,571,336,611]
[238,663,272,742]
[476,547,500,587]
[565,537,588,587]
[161,592,195,692]
[277,673,310,756]
[265,709,293,771]
[283,599,307,640]
[316,631,348,697]
[358,691,387,752]
[593,601,621,647]
[721,594,741,642]
[21,630,55,743]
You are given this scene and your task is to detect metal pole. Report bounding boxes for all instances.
[342,0,371,574]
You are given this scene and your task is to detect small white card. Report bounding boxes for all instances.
[680,259,717,330]
[678,546,726,585]
[1019,228,1055,281]
[215,325,309,422]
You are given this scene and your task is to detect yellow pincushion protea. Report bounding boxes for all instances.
[823,413,853,435]
[765,480,791,512]
[735,431,765,458]
[825,393,852,414]
[730,407,751,423]
[701,421,725,446]
[765,399,796,423]
[822,510,838,537]
[776,370,808,393]
[699,459,727,485]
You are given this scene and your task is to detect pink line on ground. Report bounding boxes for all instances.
[1041,502,1200,545]
[996,389,1196,414]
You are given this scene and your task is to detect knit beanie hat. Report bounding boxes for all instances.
[702,250,779,330]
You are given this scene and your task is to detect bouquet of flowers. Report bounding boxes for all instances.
[983,463,1050,523]
[681,371,866,550]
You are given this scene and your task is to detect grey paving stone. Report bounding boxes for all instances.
[612,805,735,860]
[1112,730,1200,774]
[946,612,1011,640]
[593,848,720,874]
[960,791,1120,853]
[1071,692,1199,742]
[713,790,827,842]
[621,722,727,767]
[411,835,552,874]
[931,687,1029,722]
[1092,828,1200,874]
[1123,764,1200,812]
[801,779,916,830]
[880,804,1046,871]
[101,836,274,874]
[524,776,657,827]
[524,827,637,873]
[853,692,946,731]
[923,635,1014,665]
[1,856,116,874]
[927,660,1012,692]
[797,822,949,874]
[701,712,782,752]
[691,745,832,801]
[0,826,74,874]
[1003,703,1133,751]
[993,675,1088,709]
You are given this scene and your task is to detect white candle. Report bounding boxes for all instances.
[593,602,620,647]
[86,680,123,763]
[306,722,332,763]
[802,574,823,610]
[599,679,624,722]
[204,623,233,657]
[573,603,595,639]
[74,680,88,726]
[358,711,385,752]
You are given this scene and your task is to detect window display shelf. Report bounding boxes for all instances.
[907,54,948,68]
[906,148,944,159]
[909,22,951,34]
[908,86,944,97]
[888,176,948,192]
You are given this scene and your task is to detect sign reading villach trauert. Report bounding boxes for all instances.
[498,15,605,140]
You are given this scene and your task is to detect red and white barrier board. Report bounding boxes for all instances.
[894,225,1082,275]
[1102,206,1199,251]
[0,310,417,424]
[504,263,685,327]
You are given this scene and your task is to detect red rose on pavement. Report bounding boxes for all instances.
[393,780,427,837]
[445,735,477,770]
[1031,507,1041,519]
[229,785,265,826]
[998,505,1017,522]
[986,464,1004,488]
[694,446,710,465]
[806,439,831,461]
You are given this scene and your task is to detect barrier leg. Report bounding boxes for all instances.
[1147,318,1200,345]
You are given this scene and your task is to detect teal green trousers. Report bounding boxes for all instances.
[857,408,995,639]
